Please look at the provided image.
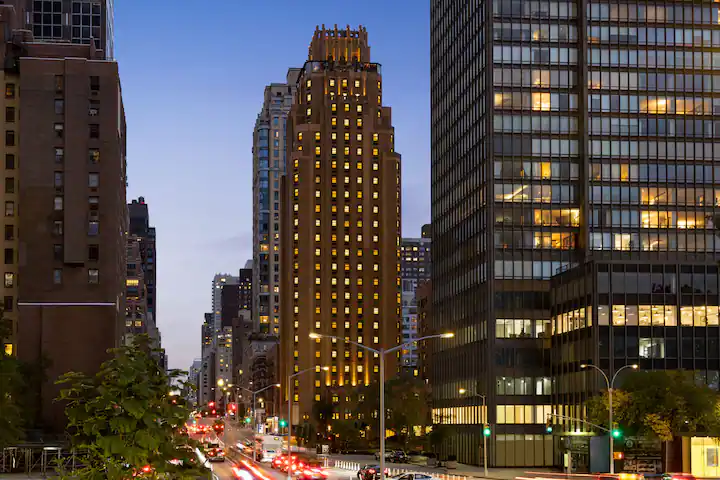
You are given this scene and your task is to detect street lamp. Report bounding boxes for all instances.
[285,366,330,480]
[240,383,281,462]
[459,388,488,477]
[309,332,454,480]
[580,363,638,473]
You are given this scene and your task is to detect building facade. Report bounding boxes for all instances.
[430,0,720,468]
[280,24,401,425]
[1,6,127,430]
[252,72,299,335]
[124,235,146,345]
[400,230,432,375]
[128,197,156,327]
[211,273,238,402]
[22,0,114,59]
[199,312,213,406]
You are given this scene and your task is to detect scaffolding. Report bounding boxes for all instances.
[1,444,82,476]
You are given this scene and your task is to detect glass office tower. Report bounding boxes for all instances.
[431,0,720,468]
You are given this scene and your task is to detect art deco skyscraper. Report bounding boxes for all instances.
[280,25,401,423]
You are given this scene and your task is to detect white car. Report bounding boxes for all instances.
[392,473,439,480]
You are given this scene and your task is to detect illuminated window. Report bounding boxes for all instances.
[331,117,337,126]
[357,365,364,373]
[331,147,337,155]
[331,278,337,285]
[316,190,320,198]
[373,192,379,199]
[373,221,379,228]
[373,163,379,171]
[344,119,350,127]
[357,177,363,184]
[331,103,337,112]
[357,105,362,113]
[315,234,320,242]
[342,79,347,87]
[315,277,321,285]
[315,160,320,168]
[357,148,363,155]
[315,380,321,387]
[331,132,337,140]
[306,93,312,102]
[357,192,363,199]
[354,80,360,88]
[344,103,350,112]
[330,79,336,87]
[332,350,337,358]
[315,146,321,156]
[344,191,350,198]
[315,394,321,401]
[315,263,321,271]
[344,132,350,141]
[344,146,350,155]
[373,322,379,329]
[357,118,362,127]
[298,132,303,141]
[306,108,312,116]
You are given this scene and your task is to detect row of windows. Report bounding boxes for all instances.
[588,71,720,93]
[588,232,720,252]
[495,208,581,227]
[493,23,578,42]
[589,117,720,138]
[496,318,551,338]
[52,268,99,285]
[493,46,578,65]
[590,163,717,183]
[495,161,580,181]
[494,137,580,156]
[494,184,577,204]
[588,140,720,160]
[493,0,577,19]
[589,95,720,115]
[494,115,578,135]
[495,231,577,250]
[588,26,720,47]
[587,3,720,24]
[590,186,720,206]
[497,376,552,396]
[495,260,574,280]
[588,49,720,70]
[493,68,577,89]
[494,92,578,112]
[593,209,713,229]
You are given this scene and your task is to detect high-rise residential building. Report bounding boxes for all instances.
[252,71,300,335]
[212,273,238,402]
[124,235,147,345]
[280,24,401,425]
[199,312,213,406]
[238,267,252,312]
[0,0,127,432]
[22,0,115,59]
[399,229,432,375]
[128,197,156,327]
[431,0,720,469]
[188,358,202,406]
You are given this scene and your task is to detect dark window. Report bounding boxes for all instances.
[53,220,63,235]
[90,76,99,91]
[5,154,14,170]
[54,172,62,188]
[5,131,14,146]
[4,296,13,312]
[5,107,14,123]
[53,244,62,261]
[88,221,98,236]
[89,100,99,116]
[5,84,14,99]
[88,148,99,164]
[88,244,99,261]
[54,75,63,93]
[88,196,99,209]
[89,124,99,139]
[55,148,64,163]
[4,202,13,217]
[4,225,13,241]
[4,248,13,264]
[53,268,62,284]
[4,178,13,194]
[88,173,99,187]
[54,124,63,138]
[54,99,64,115]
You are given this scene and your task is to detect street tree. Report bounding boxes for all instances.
[0,316,23,449]
[587,370,720,469]
[56,335,207,480]
[386,377,432,448]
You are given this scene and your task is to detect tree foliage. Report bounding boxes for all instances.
[0,316,23,448]
[56,335,207,480]
[587,370,720,441]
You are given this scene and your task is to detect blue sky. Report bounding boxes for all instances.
[117,0,430,370]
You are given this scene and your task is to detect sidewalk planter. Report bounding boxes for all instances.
[446,455,458,469]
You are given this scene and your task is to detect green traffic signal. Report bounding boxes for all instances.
[483,425,491,437]
[245,417,251,424]
[279,419,288,427]
[546,425,553,433]
[612,429,622,438]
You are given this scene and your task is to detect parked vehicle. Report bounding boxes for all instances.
[389,450,408,463]
[358,465,389,480]
[373,450,393,461]
[391,473,438,480]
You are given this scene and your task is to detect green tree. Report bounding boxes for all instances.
[332,419,363,451]
[0,316,23,448]
[312,393,334,440]
[56,335,208,480]
[587,370,720,469]
[386,377,432,449]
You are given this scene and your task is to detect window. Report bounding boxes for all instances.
[53,269,62,285]
[88,149,99,164]
[87,268,99,284]
[89,124,99,139]
[4,202,13,217]
[89,100,99,116]
[89,196,99,209]
[5,131,14,146]
[3,248,12,265]
[5,154,14,170]
[53,124,63,138]
[4,273,13,288]
[639,338,665,358]
[88,221,99,236]
[53,196,63,211]
[54,99,64,115]
[5,83,14,99]
[55,148,64,163]
[90,76,100,91]
[4,225,13,241]
[54,75,64,93]
[3,296,12,311]
[53,244,62,261]
[5,107,14,123]
[53,220,63,236]
[4,178,13,194]
[88,173,99,188]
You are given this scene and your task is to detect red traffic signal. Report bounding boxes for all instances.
[209,402,215,407]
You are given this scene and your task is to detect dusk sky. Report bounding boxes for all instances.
[117,0,431,370]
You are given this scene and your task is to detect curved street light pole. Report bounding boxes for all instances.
[241,383,281,462]
[580,363,638,473]
[310,332,453,480]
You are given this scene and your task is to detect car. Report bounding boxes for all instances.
[293,460,328,480]
[391,473,438,480]
[272,454,288,469]
[205,442,225,462]
[358,465,389,480]
[389,451,408,463]
[662,474,696,480]
[374,450,393,461]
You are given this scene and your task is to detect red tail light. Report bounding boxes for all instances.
[142,465,152,473]
[369,470,376,474]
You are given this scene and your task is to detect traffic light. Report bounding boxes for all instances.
[209,402,215,408]
[483,424,491,437]
[612,422,622,438]
[245,417,252,424]
[279,419,288,428]
[545,418,553,433]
